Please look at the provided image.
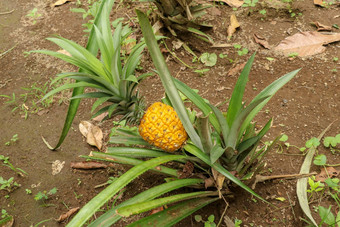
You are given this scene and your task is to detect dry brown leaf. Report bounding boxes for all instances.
[253,33,271,49]
[52,160,65,175]
[70,161,108,169]
[227,14,240,40]
[51,0,71,7]
[56,207,79,222]
[212,168,225,192]
[315,167,340,182]
[204,177,215,188]
[274,31,340,57]
[227,63,246,76]
[311,21,332,31]
[314,0,326,6]
[79,121,103,149]
[209,0,244,8]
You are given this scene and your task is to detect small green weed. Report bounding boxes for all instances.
[4,134,18,146]
[234,44,249,56]
[195,214,216,227]
[194,68,210,76]
[0,177,20,192]
[307,176,325,200]
[0,155,27,176]
[1,209,10,219]
[34,187,57,202]
[70,0,103,33]
[324,134,340,154]
[199,53,217,67]
[26,8,41,25]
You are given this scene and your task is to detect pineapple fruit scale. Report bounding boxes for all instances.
[139,102,188,152]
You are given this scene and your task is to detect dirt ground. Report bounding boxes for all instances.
[0,0,339,226]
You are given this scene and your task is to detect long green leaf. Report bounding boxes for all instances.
[116,191,218,217]
[297,123,332,227]
[184,143,269,204]
[136,10,203,151]
[226,96,269,150]
[127,197,219,227]
[67,155,185,226]
[239,68,301,140]
[209,104,229,146]
[226,53,255,126]
[173,78,220,133]
[107,147,168,157]
[89,152,179,177]
[45,0,116,150]
[89,178,204,226]
[42,82,105,100]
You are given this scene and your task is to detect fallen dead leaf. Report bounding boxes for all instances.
[209,0,244,8]
[52,160,65,175]
[311,21,332,31]
[51,0,71,8]
[172,39,184,50]
[204,177,215,188]
[227,14,240,40]
[315,167,340,182]
[227,63,246,77]
[212,168,225,198]
[274,31,340,57]
[253,33,271,49]
[56,207,79,222]
[79,121,103,150]
[314,0,326,6]
[70,161,108,169]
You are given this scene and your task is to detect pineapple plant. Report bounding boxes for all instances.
[33,2,148,128]
[67,6,301,226]
[139,102,188,152]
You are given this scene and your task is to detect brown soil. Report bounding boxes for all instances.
[0,0,339,226]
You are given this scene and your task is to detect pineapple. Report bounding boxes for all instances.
[139,102,188,152]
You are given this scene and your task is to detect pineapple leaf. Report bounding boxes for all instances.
[91,97,112,113]
[67,155,186,226]
[42,82,104,100]
[107,147,168,158]
[226,53,255,126]
[173,78,220,133]
[127,197,219,227]
[210,143,225,164]
[70,92,112,100]
[116,191,218,217]
[88,152,179,177]
[88,178,205,226]
[184,143,269,204]
[209,104,229,147]
[238,68,301,141]
[137,9,204,152]
[35,0,116,150]
[226,96,269,150]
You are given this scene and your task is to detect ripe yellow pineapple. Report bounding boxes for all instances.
[139,102,188,152]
